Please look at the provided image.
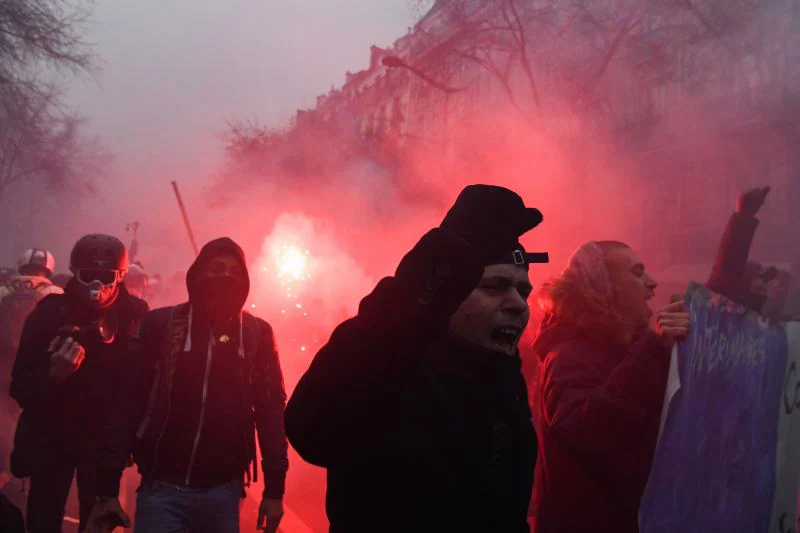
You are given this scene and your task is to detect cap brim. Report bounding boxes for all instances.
[518,208,544,234]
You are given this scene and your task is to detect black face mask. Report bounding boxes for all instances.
[192,276,247,319]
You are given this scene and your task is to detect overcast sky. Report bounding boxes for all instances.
[65,0,417,213]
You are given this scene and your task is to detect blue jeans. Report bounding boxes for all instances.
[134,479,241,533]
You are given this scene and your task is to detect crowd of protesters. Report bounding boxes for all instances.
[0,184,791,532]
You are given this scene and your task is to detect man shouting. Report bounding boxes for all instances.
[286,185,548,532]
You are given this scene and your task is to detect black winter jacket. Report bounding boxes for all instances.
[95,239,288,499]
[9,282,148,476]
[285,228,537,533]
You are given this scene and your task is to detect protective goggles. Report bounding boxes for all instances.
[74,268,124,286]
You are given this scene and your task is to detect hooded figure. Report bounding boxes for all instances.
[89,238,288,533]
[286,184,548,533]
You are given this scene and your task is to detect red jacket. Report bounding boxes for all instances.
[530,321,671,532]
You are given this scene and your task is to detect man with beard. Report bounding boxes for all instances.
[9,234,148,532]
[285,185,548,532]
[530,241,691,532]
[86,237,288,533]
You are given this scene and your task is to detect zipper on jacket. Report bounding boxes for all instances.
[149,390,171,479]
[239,360,253,485]
[185,337,214,485]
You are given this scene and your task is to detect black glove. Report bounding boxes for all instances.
[353,228,484,339]
[736,186,770,218]
[394,228,484,315]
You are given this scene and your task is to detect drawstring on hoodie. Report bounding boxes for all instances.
[183,306,247,486]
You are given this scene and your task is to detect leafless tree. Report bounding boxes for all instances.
[0,0,106,201]
[404,0,773,124]
[0,0,94,87]
[0,82,111,199]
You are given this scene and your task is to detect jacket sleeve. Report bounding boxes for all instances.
[252,319,289,499]
[9,297,63,410]
[94,310,160,498]
[540,334,671,489]
[707,212,759,300]
[284,228,483,467]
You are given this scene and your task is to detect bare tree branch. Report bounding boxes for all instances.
[495,0,542,109]
[0,1,106,202]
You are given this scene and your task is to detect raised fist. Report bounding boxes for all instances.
[736,186,771,217]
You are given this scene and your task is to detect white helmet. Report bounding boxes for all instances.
[126,263,148,287]
[18,248,55,278]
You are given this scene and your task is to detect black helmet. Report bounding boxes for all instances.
[70,234,128,273]
[69,234,128,309]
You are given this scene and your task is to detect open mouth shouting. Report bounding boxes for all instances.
[491,326,522,352]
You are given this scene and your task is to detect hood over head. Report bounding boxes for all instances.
[186,237,250,318]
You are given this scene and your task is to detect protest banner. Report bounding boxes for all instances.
[640,282,792,533]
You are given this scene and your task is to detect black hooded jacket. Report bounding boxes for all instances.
[94,238,288,498]
[285,228,537,533]
[9,280,148,475]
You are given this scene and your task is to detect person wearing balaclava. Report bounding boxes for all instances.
[530,241,690,533]
[87,237,288,533]
[285,185,548,532]
[9,234,149,532]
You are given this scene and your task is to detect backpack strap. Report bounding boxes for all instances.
[136,306,177,439]
[135,304,189,440]
[166,304,191,396]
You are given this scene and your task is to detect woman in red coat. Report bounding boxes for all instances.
[530,241,690,532]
